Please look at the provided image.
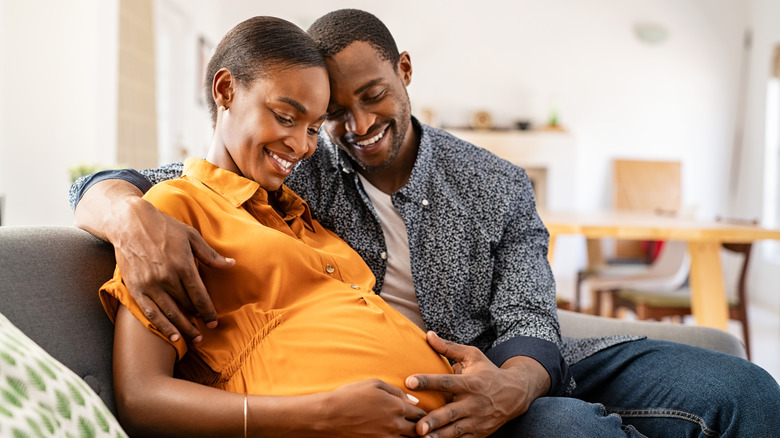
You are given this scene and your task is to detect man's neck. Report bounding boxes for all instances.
[357,121,420,195]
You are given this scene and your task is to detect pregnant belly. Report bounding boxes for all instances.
[196,290,453,412]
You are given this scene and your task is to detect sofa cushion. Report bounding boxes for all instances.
[0,226,118,414]
[0,312,127,437]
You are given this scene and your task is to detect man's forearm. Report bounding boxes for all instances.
[73,179,145,242]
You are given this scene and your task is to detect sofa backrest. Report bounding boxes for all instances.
[0,225,118,414]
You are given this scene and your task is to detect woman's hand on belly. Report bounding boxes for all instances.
[316,379,426,437]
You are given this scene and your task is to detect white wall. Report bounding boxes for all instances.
[737,0,780,310]
[0,0,118,226]
[1,0,775,306]
[216,0,747,218]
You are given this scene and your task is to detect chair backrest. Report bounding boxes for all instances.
[0,225,118,414]
[721,242,752,306]
[586,240,690,292]
[611,159,682,262]
[613,159,682,214]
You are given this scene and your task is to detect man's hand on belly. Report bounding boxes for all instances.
[405,332,549,438]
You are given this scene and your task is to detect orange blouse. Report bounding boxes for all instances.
[100,158,452,411]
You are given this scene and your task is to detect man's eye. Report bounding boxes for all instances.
[326,108,344,120]
[307,127,320,136]
[365,90,385,102]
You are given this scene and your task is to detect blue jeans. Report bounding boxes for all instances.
[492,339,780,437]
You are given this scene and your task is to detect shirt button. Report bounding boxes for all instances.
[422,199,429,206]
[351,284,360,289]
[342,168,351,174]
[326,265,335,274]
[380,251,387,260]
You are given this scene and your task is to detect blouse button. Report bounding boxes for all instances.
[351,284,360,290]
[326,265,335,274]
[422,199,430,206]
[380,251,388,260]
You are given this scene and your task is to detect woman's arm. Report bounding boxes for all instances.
[113,306,426,437]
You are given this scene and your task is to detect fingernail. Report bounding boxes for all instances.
[206,321,218,329]
[169,334,180,342]
[406,394,419,404]
[226,257,236,263]
[420,422,429,435]
[406,376,419,389]
[193,335,203,344]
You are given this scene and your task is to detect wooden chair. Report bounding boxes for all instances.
[573,159,682,312]
[606,242,753,359]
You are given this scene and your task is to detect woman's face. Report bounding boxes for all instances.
[214,66,329,191]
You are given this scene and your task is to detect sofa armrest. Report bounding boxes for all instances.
[558,309,747,359]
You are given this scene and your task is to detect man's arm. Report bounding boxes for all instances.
[72,168,234,342]
[114,305,426,437]
[407,166,569,437]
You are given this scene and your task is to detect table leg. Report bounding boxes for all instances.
[547,234,557,266]
[687,241,729,330]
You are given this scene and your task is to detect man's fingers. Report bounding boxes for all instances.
[416,402,470,437]
[178,263,218,328]
[187,229,233,328]
[140,292,202,343]
[188,229,236,269]
[406,373,462,393]
[426,331,470,363]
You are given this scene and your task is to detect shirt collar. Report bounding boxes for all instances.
[182,158,314,227]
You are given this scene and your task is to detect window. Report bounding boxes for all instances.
[762,46,780,261]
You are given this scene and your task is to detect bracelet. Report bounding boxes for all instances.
[243,393,248,438]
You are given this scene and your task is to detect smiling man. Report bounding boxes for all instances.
[70,9,780,437]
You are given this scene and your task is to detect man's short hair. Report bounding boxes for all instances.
[307,9,400,68]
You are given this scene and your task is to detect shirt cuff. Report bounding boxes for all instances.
[75,169,154,206]
[485,336,573,396]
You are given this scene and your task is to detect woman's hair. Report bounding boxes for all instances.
[204,16,326,126]
[307,9,400,67]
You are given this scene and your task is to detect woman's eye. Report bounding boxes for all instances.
[275,114,293,125]
[307,127,320,136]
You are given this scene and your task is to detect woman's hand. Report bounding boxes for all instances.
[318,379,427,437]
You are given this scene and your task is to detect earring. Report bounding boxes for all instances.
[219,105,227,112]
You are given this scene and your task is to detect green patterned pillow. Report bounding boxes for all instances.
[0,312,127,438]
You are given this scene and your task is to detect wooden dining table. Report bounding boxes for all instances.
[539,210,780,330]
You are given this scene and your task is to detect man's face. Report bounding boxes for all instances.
[322,41,413,173]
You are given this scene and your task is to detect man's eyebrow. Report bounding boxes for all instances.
[276,97,307,114]
[354,78,384,95]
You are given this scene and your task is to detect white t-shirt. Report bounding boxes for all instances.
[357,174,426,330]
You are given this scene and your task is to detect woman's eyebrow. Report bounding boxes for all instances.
[276,97,307,114]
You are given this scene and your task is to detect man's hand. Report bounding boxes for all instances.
[109,195,236,342]
[74,180,234,342]
[405,332,550,438]
[320,379,427,437]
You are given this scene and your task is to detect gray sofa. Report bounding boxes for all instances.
[0,225,747,417]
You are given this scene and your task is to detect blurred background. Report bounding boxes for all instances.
[0,0,778,377]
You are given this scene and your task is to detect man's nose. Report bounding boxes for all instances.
[345,109,376,136]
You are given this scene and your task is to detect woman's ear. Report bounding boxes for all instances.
[212,68,234,109]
